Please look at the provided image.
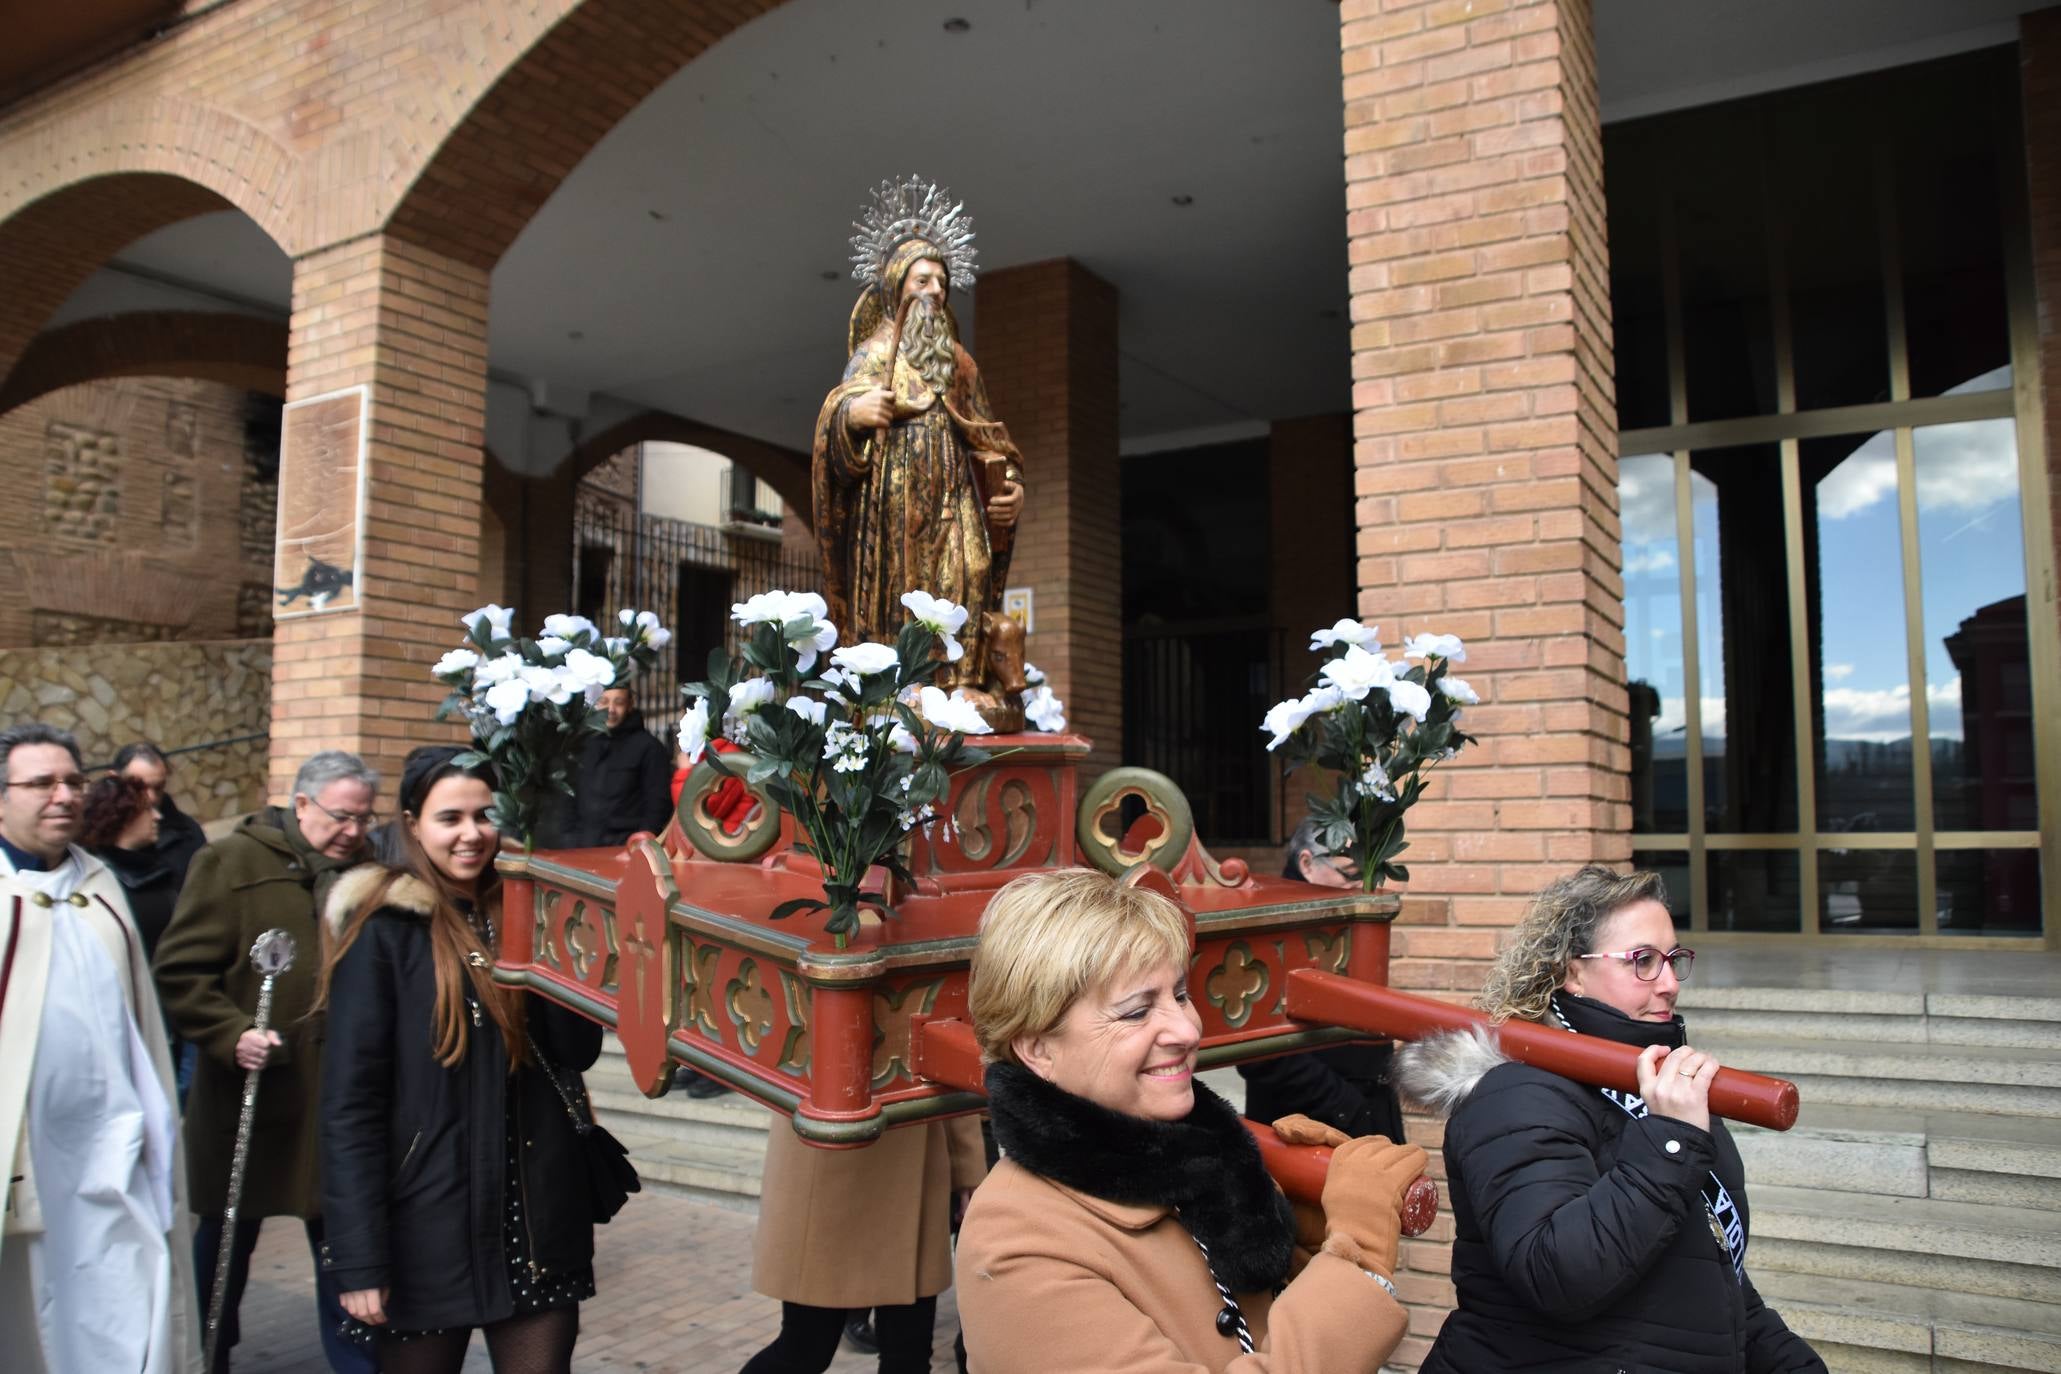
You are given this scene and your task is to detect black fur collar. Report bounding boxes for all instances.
[984,1061,1295,1292]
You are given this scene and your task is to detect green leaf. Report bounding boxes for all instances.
[769,897,830,921]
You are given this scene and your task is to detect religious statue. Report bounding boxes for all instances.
[813,178,1029,729]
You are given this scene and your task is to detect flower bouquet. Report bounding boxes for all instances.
[1260,621,1478,892]
[1020,662,1068,733]
[680,589,995,945]
[432,604,672,846]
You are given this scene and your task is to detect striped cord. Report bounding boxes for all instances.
[1189,1232,1254,1354]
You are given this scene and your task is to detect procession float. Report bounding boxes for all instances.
[436,179,1796,1227]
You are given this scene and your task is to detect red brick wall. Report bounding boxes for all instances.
[0,375,275,648]
[975,259,1123,772]
[1339,0,1626,1360]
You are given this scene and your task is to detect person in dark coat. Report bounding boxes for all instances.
[318,748,602,1373]
[153,749,383,1374]
[81,773,180,958]
[563,686,673,847]
[1395,865,1824,1374]
[1237,819,1406,1143]
[114,740,209,887]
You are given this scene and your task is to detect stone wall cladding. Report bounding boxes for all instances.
[1339,0,1628,1361]
[0,637,272,823]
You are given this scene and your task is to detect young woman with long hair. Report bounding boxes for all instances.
[315,746,603,1374]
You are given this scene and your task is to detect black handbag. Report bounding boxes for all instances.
[531,1047,642,1223]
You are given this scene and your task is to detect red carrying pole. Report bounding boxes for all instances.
[1284,969,1799,1131]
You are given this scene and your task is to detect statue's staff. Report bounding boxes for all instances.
[205,928,297,1372]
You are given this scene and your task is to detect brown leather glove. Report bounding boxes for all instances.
[1317,1135,1428,1280]
[1271,1113,1350,1148]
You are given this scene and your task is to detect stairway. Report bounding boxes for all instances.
[1682,983,2061,1373]
[586,1036,771,1214]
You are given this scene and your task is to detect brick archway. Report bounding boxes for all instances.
[0,95,297,388]
[0,311,286,418]
[566,410,812,529]
[384,0,786,270]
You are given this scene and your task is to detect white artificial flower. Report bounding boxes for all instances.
[1261,695,1317,752]
[727,678,777,719]
[562,648,617,700]
[678,697,711,765]
[1319,645,1398,701]
[519,662,574,706]
[888,722,920,754]
[1023,684,1067,733]
[901,590,970,662]
[630,610,674,651]
[1310,619,1380,653]
[786,614,837,673]
[484,677,530,725]
[603,636,630,656]
[1384,678,1433,723]
[918,685,993,735]
[463,603,515,641]
[433,648,479,679]
[823,720,870,773]
[785,696,828,727]
[1438,675,1480,705]
[817,666,854,706]
[1360,757,1397,802]
[473,654,524,686]
[1402,631,1466,663]
[620,609,637,626]
[1023,662,1047,687]
[535,636,570,659]
[898,802,937,832]
[542,613,598,643]
[831,642,899,678]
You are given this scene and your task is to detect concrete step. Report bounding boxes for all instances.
[1749,1184,2061,1304]
[1755,1271,2061,1374]
[607,1124,764,1215]
[1680,987,2061,1051]
[589,1083,771,1153]
[1689,1035,2061,1119]
[1731,1106,2061,1210]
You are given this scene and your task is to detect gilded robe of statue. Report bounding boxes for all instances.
[811,306,1025,693]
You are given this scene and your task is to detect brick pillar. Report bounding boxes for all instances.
[1340,1,1625,1361]
[270,235,486,799]
[974,260,1122,772]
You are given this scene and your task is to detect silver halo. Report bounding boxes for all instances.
[848,176,978,290]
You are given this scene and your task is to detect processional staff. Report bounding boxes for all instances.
[205,928,296,1373]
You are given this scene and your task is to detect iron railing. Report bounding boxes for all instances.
[1123,620,1288,846]
[573,506,821,738]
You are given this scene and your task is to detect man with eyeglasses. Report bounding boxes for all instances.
[0,721,203,1373]
[154,750,382,1374]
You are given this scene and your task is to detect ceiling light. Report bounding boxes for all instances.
[821,270,841,281]
[1170,194,1194,207]
[943,17,971,33]
[648,209,668,222]
[567,330,585,342]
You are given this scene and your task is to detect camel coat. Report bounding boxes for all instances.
[752,1113,987,1307]
[955,1158,1405,1374]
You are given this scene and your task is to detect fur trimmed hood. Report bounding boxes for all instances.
[1393,1027,1511,1120]
[322,862,436,935]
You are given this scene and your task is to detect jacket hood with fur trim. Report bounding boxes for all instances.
[1393,1027,1511,1120]
[322,862,436,936]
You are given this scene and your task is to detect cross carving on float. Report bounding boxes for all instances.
[612,838,680,1098]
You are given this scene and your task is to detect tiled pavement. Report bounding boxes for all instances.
[228,1193,962,1373]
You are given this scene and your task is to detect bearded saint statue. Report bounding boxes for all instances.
[812,179,1029,728]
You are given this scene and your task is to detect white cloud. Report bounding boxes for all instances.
[1815,414,2020,524]
[1624,545,1677,578]
[1619,453,1676,543]
[1824,662,1854,682]
[1818,675,1962,744]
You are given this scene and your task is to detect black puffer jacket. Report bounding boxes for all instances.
[1396,995,1824,1374]
[1238,1041,1405,1143]
[318,865,603,1330]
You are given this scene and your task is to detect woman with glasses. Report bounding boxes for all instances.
[1395,865,1824,1373]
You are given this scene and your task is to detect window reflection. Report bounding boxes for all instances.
[1819,849,1917,935]
[1914,417,2032,833]
[1804,432,1914,833]
[1708,850,1800,934]
[1622,454,1685,834]
[1937,849,2041,936]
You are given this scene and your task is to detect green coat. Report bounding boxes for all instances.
[152,806,352,1218]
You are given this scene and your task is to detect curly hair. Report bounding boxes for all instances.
[80,774,152,849]
[1476,865,1669,1024]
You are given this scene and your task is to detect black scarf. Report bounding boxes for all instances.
[984,1061,1296,1293]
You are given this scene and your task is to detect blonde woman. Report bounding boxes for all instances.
[1396,865,1823,1373]
[955,869,1422,1373]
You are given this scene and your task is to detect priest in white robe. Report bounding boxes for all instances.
[0,723,201,1374]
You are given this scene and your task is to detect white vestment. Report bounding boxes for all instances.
[0,846,202,1374]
